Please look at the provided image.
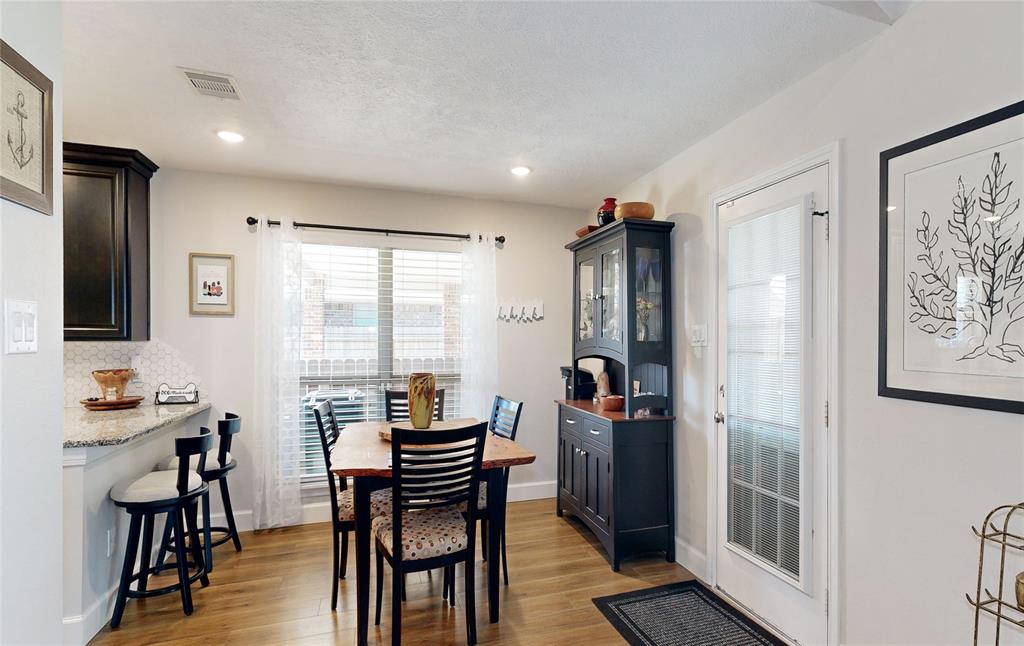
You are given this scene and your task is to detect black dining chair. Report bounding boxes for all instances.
[448,395,523,597]
[312,398,393,611]
[384,388,446,422]
[108,427,212,628]
[374,421,488,646]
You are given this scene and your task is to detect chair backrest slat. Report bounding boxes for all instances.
[313,400,344,506]
[216,412,241,468]
[385,389,446,422]
[175,427,213,495]
[390,422,488,563]
[489,395,523,441]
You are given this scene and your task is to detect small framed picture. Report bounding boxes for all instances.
[633,380,642,396]
[189,253,235,316]
[1,39,54,216]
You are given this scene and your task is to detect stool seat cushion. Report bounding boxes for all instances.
[337,488,391,523]
[156,453,232,472]
[372,505,469,561]
[110,470,203,504]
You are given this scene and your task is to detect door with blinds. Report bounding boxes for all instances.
[715,164,829,645]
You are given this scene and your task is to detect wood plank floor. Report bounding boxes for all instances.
[89,499,693,645]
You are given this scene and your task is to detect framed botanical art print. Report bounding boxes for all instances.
[880,100,1024,414]
[1,39,53,216]
[189,253,235,316]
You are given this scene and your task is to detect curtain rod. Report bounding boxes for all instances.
[244,217,505,244]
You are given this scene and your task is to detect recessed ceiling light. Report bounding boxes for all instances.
[886,205,897,212]
[217,130,245,143]
[510,166,532,177]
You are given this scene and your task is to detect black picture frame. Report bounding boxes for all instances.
[879,100,1024,414]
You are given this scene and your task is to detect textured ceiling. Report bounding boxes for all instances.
[63,2,885,208]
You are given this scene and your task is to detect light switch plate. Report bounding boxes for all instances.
[690,324,708,347]
[4,299,38,354]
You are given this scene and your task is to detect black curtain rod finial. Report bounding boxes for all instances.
[246,216,259,226]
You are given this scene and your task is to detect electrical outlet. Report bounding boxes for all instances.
[130,355,143,383]
[106,529,115,558]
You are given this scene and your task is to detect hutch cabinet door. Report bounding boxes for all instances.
[575,250,598,353]
[559,432,583,509]
[582,441,611,531]
[597,240,624,354]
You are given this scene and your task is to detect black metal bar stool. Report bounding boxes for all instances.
[155,412,243,572]
[108,428,212,628]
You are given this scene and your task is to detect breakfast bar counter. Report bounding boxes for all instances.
[64,400,211,448]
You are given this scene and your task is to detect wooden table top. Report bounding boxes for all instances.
[330,418,537,477]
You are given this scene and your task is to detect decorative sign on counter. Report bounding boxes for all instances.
[155,382,200,405]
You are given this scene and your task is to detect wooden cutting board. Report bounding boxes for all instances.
[80,396,145,411]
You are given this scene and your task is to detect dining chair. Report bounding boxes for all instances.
[374,420,488,645]
[448,395,523,597]
[384,388,446,422]
[312,398,393,611]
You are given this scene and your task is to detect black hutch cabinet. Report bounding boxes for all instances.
[556,218,675,570]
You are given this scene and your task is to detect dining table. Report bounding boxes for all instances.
[330,417,537,646]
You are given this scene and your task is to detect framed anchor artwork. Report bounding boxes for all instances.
[1,39,53,216]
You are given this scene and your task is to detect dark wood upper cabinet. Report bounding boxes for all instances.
[63,143,158,341]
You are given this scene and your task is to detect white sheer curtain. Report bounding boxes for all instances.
[252,217,304,529]
[460,233,499,420]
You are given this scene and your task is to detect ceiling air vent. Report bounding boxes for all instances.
[181,69,241,100]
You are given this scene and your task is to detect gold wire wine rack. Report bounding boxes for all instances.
[968,502,1024,645]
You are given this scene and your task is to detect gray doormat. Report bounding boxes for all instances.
[592,580,785,646]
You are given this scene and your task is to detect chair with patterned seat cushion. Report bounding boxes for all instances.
[374,421,488,646]
[108,427,213,628]
[451,395,523,595]
[154,412,243,573]
[312,398,394,611]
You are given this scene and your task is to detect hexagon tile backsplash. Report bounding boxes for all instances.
[64,338,202,407]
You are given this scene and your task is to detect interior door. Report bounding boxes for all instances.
[715,165,830,645]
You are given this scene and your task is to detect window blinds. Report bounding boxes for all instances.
[726,203,803,580]
[298,241,463,477]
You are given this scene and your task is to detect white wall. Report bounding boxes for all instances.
[612,3,1024,644]
[0,1,64,643]
[148,169,578,523]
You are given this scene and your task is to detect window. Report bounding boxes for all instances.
[298,241,464,479]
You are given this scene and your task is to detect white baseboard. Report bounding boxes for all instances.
[211,480,557,532]
[63,582,118,646]
[675,536,708,581]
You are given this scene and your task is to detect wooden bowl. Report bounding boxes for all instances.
[614,202,655,220]
[576,225,600,238]
[92,368,134,400]
[599,395,625,412]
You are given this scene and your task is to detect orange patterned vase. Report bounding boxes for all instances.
[408,372,437,429]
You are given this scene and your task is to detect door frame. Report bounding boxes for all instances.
[704,142,841,645]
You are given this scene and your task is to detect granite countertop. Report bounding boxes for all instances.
[63,400,212,448]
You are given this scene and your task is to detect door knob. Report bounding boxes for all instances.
[714,412,725,424]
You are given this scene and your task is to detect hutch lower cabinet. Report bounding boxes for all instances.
[556,218,676,570]
[555,400,675,571]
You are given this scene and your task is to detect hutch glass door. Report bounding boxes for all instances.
[599,244,622,349]
[578,254,596,347]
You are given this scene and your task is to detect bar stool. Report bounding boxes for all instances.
[155,412,243,572]
[108,428,212,628]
